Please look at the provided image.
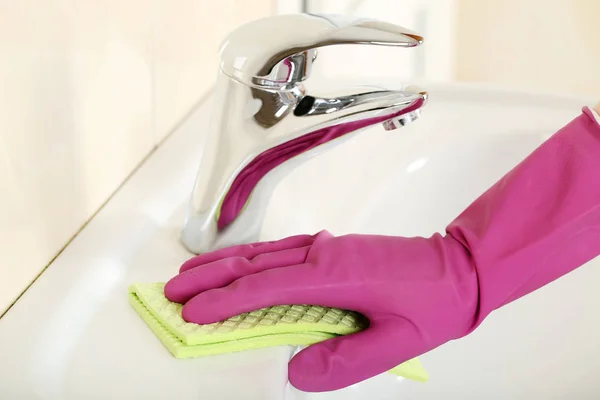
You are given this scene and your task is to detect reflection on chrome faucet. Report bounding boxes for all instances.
[181,13,429,254]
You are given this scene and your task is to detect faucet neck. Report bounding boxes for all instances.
[217,97,425,231]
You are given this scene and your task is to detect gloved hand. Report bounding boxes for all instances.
[165,107,600,392]
[167,230,477,391]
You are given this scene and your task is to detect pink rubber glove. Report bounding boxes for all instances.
[165,107,600,392]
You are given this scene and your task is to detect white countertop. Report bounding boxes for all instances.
[2,83,600,399]
[0,94,296,399]
[0,91,406,400]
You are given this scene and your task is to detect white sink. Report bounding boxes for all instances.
[1,82,598,399]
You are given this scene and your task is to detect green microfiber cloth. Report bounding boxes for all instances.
[128,282,429,382]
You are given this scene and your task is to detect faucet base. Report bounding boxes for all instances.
[180,97,426,254]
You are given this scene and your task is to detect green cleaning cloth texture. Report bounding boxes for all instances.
[129,282,429,382]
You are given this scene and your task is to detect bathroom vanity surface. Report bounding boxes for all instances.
[0,82,598,399]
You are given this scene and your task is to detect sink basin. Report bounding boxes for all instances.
[0,82,598,399]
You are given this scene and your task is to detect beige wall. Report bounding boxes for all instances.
[455,0,600,97]
[0,1,274,315]
[303,0,599,96]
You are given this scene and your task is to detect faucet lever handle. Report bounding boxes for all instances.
[219,14,423,89]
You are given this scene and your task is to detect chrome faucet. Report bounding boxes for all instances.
[181,13,429,254]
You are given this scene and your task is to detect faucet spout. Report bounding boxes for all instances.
[180,14,429,254]
[293,86,428,126]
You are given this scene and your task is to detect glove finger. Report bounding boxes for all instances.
[180,263,346,324]
[165,246,311,303]
[179,233,316,273]
[289,317,426,392]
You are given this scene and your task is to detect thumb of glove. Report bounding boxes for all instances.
[288,317,425,392]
